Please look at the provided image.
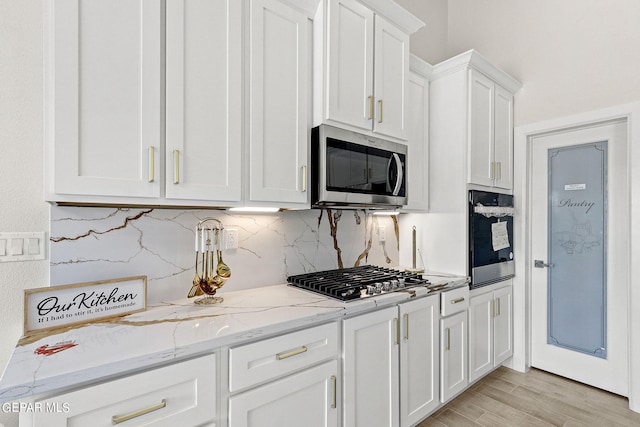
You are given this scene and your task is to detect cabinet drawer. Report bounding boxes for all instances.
[229,322,338,392]
[28,354,216,426]
[441,286,469,316]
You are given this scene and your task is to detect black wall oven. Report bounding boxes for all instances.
[469,190,515,288]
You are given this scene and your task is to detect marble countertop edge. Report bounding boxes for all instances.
[0,275,469,403]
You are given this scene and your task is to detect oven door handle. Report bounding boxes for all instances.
[386,153,403,196]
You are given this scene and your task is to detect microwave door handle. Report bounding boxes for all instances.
[386,153,403,196]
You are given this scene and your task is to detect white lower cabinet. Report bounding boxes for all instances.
[21,354,217,427]
[343,296,440,427]
[227,322,339,427]
[399,295,440,426]
[343,306,399,427]
[439,287,469,403]
[228,360,338,427]
[469,281,513,382]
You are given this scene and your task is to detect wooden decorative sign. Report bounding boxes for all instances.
[24,276,147,334]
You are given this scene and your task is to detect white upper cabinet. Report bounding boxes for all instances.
[248,0,312,207]
[492,84,514,189]
[325,0,374,132]
[373,15,409,139]
[468,69,515,190]
[316,0,422,141]
[429,50,521,199]
[45,0,317,208]
[402,56,431,212]
[45,0,162,201]
[165,0,242,203]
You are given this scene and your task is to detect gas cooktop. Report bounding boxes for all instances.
[287,265,430,302]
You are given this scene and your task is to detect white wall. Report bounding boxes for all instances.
[0,1,47,425]
[395,0,449,64]
[446,0,640,126]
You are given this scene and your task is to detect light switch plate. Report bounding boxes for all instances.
[0,232,46,262]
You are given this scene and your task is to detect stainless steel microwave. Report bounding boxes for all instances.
[311,125,407,209]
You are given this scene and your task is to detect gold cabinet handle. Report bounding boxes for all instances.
[368,95,374,120]
[378,99,383,123]
[276,346,308,360]
[446,327,451,351]
[404,313,409,340]
[301,165,307,192]
[497,298,501,316]
[173,150,180,184]
[394,317,399,345]
[148,146,155,182]
[490,161,495,180]
[331,375,337,409]
[112,399,166,424]
[451,297,465,304]
[497,162,502,180]
[491,299,495,318]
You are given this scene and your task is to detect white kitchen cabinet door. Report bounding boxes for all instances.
[399,295,439,427]
[469,282,513,383]
[46,0,161,200]
[343,306,400,427]
[467,68,515,190]
[248,0,310,206]
[325,0,374,132]
[440,311,468,403]
[467,69,495,188]
[26,355,216,426]
[372,15,409,140]
[228,360,338,427]
[402,66,429,212]
[493,285,513,366]
[165,0,242,203]
[492,84,514,190]
[468,291,494,382]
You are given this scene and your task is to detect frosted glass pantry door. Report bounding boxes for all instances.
[530,121,628,396]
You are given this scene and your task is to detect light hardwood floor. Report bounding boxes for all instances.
[418,367,640,427]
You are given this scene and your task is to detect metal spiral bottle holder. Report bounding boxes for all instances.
[188,218,231,305]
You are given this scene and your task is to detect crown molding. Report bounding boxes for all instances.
[431,49,522,94]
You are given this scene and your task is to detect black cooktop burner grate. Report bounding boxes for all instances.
[287,265,429,301]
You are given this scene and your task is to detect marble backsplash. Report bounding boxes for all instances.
[50,206,399,304]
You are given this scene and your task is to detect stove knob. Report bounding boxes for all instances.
[366,285,376,295]
[382,281,391,292]
[375,282,383,293]
[398,278,406,288]
[391,280,399,289]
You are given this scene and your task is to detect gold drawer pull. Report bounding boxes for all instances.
[368,95,374,120]
[378,99,383,123]
[173,150,180,184]
[276,346,308,360]
[404,313,409,340]
[112,399,166,424]
[331,375,337,409]
[451,297,465,304]
[148,146,155,182]
[301,165,307,192]
[446,327,451,351]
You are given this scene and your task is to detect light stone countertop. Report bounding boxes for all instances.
[0,273,468,403]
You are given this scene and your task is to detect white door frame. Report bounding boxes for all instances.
[512,102,640,412]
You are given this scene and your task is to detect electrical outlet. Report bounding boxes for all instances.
[225,228,238,249]
[378,226,386,242]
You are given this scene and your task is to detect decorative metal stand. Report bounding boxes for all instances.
[188,218,231,305]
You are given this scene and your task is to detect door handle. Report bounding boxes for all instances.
[534,260,553,268]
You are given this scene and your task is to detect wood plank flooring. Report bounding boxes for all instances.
[418,367,640,427]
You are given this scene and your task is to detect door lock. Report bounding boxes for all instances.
[534,260,553,268]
